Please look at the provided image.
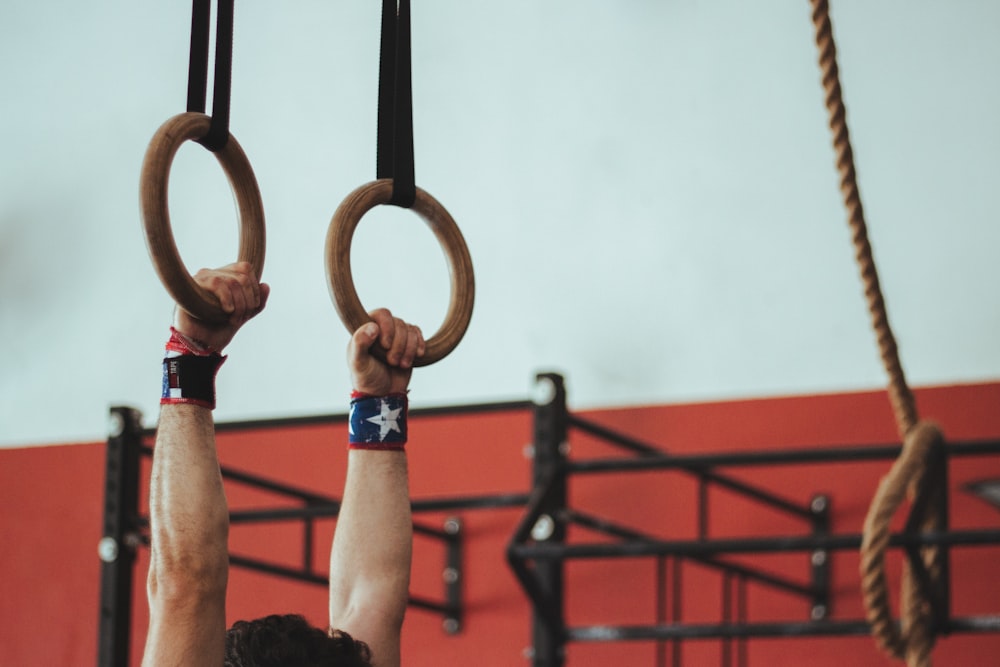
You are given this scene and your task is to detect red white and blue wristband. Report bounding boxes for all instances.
[349,391,408,450]
[161,327,226,410]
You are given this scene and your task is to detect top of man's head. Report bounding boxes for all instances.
[224,614,373,667]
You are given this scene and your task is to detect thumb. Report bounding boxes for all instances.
[349,322,380,365]
[358,322,379,349]
[349,322,387,393]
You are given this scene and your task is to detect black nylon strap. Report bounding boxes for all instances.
[186,0,210,114]
[376,0,416,208]
[186,0,234,152]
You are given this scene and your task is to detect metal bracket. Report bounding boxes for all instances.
[442,516,464,634]
[810,494,831,621]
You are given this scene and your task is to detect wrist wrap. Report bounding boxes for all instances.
[349,392,408,450]
[161,328,226,409]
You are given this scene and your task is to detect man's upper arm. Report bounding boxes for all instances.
[331,605,402,667]
[141,572,227,667]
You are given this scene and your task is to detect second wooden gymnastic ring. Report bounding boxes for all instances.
[140,112,266,323]
[325,179,475,367]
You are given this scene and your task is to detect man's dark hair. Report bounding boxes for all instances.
[224,613,373,667]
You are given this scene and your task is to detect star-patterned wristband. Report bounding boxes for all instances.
[349,391,407,450]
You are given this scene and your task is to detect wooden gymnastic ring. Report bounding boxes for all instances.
[140,112,266,323]
[326,179,475,367]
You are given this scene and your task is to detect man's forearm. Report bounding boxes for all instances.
[142,400,229,667]
[329,311,420,666]
[141,264,265,667]
[329,449,413,629]
[147,403,229,597]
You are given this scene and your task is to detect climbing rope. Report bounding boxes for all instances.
[808,1,948,664]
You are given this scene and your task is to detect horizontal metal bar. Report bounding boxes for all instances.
[563,508,653,541]
[229,553,327,586]
[563,509,814,599]
[512,528,1000,561]
[412,522,452,539]
[149,442,528,519]
[695,472,812,521]
[226,505,448,540]
[213,413,345,434]
[140,444,337,503]
[226,492,530,525]
[220,467,339,503]
[569,414,664,456]
[408,595,457,616]
[567,416,814,521]
[567,615,1000,642]
[228,504,339,524]
[411,492,531,512]
[139,400,533,437]
[408,399,534,419]
[567,440,1000,474]
[229,553,457,615]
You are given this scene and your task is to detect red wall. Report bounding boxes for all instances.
[2,382,998,666]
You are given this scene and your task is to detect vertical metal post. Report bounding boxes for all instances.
[672,557,683,666]
[933,440,951,632]
[736,574,748,667]
[698,475,709,539]
[97,407,144,667]
[443,516,464,634]
[303,501,315,574]
[655,556,667,667]
[809,494,830,621]
[721,571,732,667]
[531,373,568,667]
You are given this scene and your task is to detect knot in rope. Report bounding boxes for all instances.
[860,422,947,666]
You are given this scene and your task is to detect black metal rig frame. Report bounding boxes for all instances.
[508,374,1000,667]
[99,373,1000,666]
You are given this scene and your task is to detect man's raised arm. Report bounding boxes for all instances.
[141,262,268,667]
[329,309,425,667]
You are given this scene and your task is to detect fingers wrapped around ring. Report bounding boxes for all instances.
[191,263,264,322]
[228,275,249,318]
[369,308,396,352]
[234,260,261,306]
[386,317,411,367]
[398,323,425,369]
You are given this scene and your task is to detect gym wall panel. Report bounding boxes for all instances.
[1,382,998,665]
[0,442,106,666]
